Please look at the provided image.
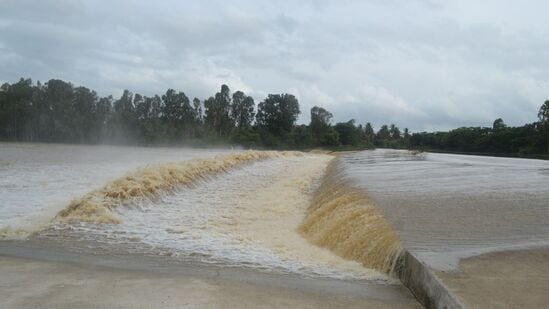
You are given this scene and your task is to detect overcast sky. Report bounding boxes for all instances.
[1,0,548,131]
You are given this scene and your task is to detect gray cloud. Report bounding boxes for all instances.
[1,0,548,131]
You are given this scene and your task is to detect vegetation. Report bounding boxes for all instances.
[410,102,549,158]
[1,77,548,157]
[0,78,375,149]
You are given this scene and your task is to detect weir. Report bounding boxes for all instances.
[300,157,464,308]
[299,159,402,274]
[52,150,463,307]
[56,150,301,224]
[395,250,464,309]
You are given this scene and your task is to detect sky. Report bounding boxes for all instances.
[1,0,548,131]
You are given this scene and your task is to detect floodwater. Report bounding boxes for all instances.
[4,144,544,280]
[0,143,229,235]
[341,149,549,270]
[0,143,386,281]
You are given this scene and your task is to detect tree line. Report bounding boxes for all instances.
[409,103,549,157]
[0,78,407,149]
[1,77,548,156]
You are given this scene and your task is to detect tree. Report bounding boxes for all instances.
[377,124,390,140]
[334,120,361,146]
[45,79,76,141]
[231,91,255,129]
[539,100,549,123]
[256,94,300,135]
[72,86,98,142]
[389,124,401,139]
[310,106,333,133]
[0,78,34,140]
[537,101,549,154]
[204,84,233,136]
[309,106,339,146]
[364,122,375,141]
[95,96,112,140]
[161,89,195,138]
[193,97,203,124]
[493,118,506,130]
[110,90,136,141]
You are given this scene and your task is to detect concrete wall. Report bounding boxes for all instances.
[396,250,464,309]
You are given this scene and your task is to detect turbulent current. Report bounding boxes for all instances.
[0,143,403,281]
[3,144,547,281]
[341,149,549,270]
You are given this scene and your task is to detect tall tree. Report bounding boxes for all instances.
[161,89,195,138]
[231,91,255,129]
[111,89,135,140]
[493,118,506,130]
[377,124,390,140]
[364,122,375,141]
[204,84,233,136]
[193,97,203,124]
[72,86,98,142]
[389,124,401,139]
[334,119,361,146]
[45,79,75,141]
[256,94,300,135]
[403,128,410,139]
[310,106,333,133]
[309,106,339,146]
[539,100,549,123]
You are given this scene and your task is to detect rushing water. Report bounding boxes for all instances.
[0,143,230,235]
[5,144,544,278]
[0,143,384,281]
[341,149,549,270]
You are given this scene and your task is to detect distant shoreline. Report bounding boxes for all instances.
[2,140,547,160]
[417,148,549,161]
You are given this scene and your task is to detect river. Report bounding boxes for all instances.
[341,149,549,270]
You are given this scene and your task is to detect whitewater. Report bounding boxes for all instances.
[0,143,402,281]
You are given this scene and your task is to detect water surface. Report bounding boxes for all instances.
[341,149,549,269]
[0,143,230,234]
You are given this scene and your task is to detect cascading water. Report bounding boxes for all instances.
[1,144,405,280]
[299,159,403,275]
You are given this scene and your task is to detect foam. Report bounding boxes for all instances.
[56,151,301,224]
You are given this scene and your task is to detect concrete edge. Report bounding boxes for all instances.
[395,249,465,309]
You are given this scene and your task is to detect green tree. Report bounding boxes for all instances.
[377,124,390,140]
[309,106,339,146]
[204,84,233,136]
[493,118,506,130]
[231,91,255,129]
[256,94,300,135]
[334,120,361,146]
[403,128,410,139]
[45,79,76,141]
[193,97,203,124]
[310,106,333,133]
[110,89,136,141]
[389,124,401,139]
[364,122,375,141]
[539,100,549,123]
[0,79,34,140]
[73,86,98,142]
[161,89,196,139]
[538,101,549,154]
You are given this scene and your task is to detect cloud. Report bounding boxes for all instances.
[1,0,549,131]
